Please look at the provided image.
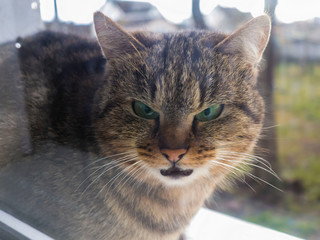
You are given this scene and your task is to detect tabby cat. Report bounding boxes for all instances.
[0,12,271,240]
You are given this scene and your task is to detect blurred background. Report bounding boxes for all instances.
[1,0,319,239]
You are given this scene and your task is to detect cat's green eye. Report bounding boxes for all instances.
[195,104,224,122]
[133,101,159,119]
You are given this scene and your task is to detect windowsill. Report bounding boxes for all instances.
[186,208,303,240]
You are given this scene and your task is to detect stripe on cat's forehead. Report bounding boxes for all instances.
[144,31,225,111]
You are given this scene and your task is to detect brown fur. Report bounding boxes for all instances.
[0,12,271,240]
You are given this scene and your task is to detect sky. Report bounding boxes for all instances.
[39,0,320,24]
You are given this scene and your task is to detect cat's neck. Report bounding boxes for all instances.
[92,169,215,238]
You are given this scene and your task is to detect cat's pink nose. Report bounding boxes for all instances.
[160,148,187,163]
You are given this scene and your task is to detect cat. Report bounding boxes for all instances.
[0,11,271,240]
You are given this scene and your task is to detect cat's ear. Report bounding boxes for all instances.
[93,12,145,59]
[214,15,271,64]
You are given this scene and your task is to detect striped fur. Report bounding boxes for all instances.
[2,12,271,240]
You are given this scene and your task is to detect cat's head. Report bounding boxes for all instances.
[93,12,270,187]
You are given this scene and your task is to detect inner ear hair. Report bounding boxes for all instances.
[93,11,146,59]
[214,15,271,64]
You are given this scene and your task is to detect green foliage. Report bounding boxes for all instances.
[246,211,319,238]
[293,157,320,202]
[275,63,320,202]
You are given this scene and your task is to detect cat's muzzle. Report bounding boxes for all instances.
[160,166,193,178]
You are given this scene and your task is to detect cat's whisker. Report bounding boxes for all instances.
[79,151,136,173]
[100,161,140,195]
[129,165,146,189]
[209,160,256,192]
[99,158,141,196]
[220,152,276,177]
[89,155,135,171]
[217,152,277,175]
[218,150,273,169]
[115,161,145,193]
[218,154,274,175]
[77,154,137,193]
[212,163,241,179]
[77,154,137,190]
[210,160,245,178]
[262,124,280,130]
[245,172,283,192]
[240,177,256,192]
[216,156,281,181]
[221,151,272,167]
[86,156,138,190]
[128,162,149,194]
[212,158,283,192]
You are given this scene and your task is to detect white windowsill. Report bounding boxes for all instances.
[186,208,304,240]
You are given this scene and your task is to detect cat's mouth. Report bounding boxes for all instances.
[160,166,193,178]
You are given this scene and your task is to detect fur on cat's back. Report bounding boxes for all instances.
[0,12,271,240]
